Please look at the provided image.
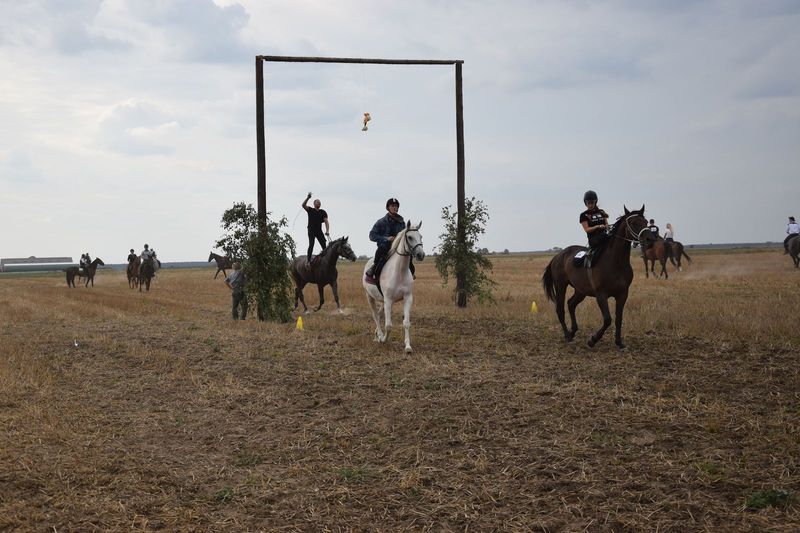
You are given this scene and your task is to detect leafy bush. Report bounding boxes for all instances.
[215,202,295,322]
[435,197,496,307]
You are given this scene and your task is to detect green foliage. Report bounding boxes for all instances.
[435,197,496,306]
[216,202,296,322]
[745,489,793,510]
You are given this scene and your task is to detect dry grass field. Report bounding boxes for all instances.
[1,250,799,531]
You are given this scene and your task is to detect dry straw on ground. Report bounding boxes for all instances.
[1,251,799,531]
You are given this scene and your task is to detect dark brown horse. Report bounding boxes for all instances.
[642,237,668,279]
[208,252,232,279]
[788,236,800,268]
[666,241,692,271]
[139,258,155,292]
[542,206,655,349]
[65,258,105,288]
[127,256,141,289]
[290,237,357,313]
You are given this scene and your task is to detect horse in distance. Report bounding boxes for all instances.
[642,237,669,279]
[788,236,800,268]
[209,252,232,279]
[290,236,357,313]
[542,206,655,349]
[139,257,156,292]
[127,256,141,289]
[65,258,105,288]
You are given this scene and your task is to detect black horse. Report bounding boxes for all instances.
[139,258,155,292]
[290,237,357,313]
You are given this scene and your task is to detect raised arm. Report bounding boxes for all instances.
[302,192,311,209]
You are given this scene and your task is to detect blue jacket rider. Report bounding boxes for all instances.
[365,197,415,281]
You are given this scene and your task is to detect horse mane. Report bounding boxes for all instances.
[319,237,346,258]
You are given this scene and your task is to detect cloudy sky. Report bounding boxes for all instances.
[1,0,799,263]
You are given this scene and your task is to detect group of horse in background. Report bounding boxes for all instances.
[126,255,159,291]
[641,237,693,279]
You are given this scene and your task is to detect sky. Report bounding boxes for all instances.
[1,0,799,263]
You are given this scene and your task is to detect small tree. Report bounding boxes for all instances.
[215,202,295,322]
[435,197,496,306]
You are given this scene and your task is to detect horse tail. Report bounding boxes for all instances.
[542,258,557,302]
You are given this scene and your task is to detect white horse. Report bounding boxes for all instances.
[363,221,425,353]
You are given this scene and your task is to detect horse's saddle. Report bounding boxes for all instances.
[573,250,587,268]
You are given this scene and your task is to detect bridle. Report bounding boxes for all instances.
[396,229,424,257]
[615,214,650,244]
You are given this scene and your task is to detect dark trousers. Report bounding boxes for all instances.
[232,291,248,320]
[307,229,326,259]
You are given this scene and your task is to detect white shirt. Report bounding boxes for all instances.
[141,249,154,260]
[664,229,673,239]
[787,223,800,235]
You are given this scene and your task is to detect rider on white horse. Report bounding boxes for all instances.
[365,198,415,283]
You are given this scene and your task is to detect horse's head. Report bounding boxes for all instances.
[94,258,105,267]
[621,205,654,246]
[404,220,426,262]
[336,236,357,262]
[208,252,214,263]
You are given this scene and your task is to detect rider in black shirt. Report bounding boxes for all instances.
[127,249,137,263]
[579,190,609,267]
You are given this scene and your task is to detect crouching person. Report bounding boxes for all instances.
[225,262,247,320]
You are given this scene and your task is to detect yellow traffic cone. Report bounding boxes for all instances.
[530,301,538,314]
[296,316,304,331]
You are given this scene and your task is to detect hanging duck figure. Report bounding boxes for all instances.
[362,112,371,132]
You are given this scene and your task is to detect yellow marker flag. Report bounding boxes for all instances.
[530,301,538,314]
[296,316,304,330]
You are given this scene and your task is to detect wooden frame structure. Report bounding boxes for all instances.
[255,55,468,306]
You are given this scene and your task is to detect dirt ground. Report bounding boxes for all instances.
[1,251,799,531]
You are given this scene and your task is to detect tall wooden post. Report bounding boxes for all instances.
[255,56,266,228]
[455,62,467,307]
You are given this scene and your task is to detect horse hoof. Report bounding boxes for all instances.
[404,346,413,354]
[616,343,626,351]
[587,338,596,348]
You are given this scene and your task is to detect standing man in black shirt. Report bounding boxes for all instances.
[302,192,330,262]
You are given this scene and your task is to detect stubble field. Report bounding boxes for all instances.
[1,250,799,531]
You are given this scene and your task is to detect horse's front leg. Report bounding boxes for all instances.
[642,257,649,279]
[402,293,414,353]
[214,268,220,279]
[367,295,385,341]
[614,291,629,350]
[588,294,612,348]
[382,299,394,344]
[315,284,325,312]
[330,280,343,313]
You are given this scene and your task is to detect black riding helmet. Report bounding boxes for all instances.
[583,190,598,204]
[386,197,400,209]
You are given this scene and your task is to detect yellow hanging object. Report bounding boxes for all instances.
[530,301,538,314]
[296,316,304,331]
[362,112,371,132]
